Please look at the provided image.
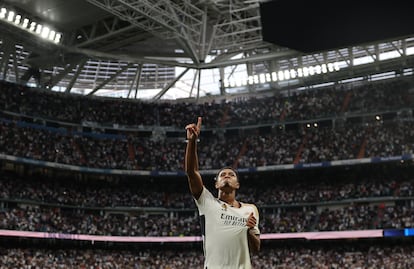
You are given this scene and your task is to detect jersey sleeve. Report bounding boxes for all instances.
[194,186,216,215]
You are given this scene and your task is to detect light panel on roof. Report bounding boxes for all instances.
[0,6,63,44]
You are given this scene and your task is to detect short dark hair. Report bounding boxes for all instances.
[214,166,239,181]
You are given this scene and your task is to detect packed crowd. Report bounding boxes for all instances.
[0,242,413,268]
[1,77,414,267]
[0,78,412,128]
[0,78,413,171]
[0,163,413,236]
[1,195,413,236]
[1,166,413,208]
[1,119,413,171]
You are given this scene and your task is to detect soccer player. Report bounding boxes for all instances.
[185,117,260,269]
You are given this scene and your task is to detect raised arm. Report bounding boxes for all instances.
[185,117,203,199]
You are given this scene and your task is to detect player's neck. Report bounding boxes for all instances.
[219,192,239,207]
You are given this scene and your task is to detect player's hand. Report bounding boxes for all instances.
[185,117,202,141]
[246,212,257,229]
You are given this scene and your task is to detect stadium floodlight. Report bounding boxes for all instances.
[14,14,21,25]
[224,60,342,89]
[48,30,56,41]
[0,8,6,19]
[248,75,254,85]
[290,69,296,79]
[54,33,62,43]
[35,24,42,34]
[303,67,309,77]
[284,70,290,80]
[297,68,303,77]
[315,65,322,74]
[271,72,277,81]
[41,26,50,38]
[321,64,328,73]
[7,10,14,21]
[29,21,36,31]
[259,73,266,83]
[278,70,284,81]
[0,6,63,44]
[308,66,315,76]
[22,17,29,28]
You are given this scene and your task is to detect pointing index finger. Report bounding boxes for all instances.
[197,117,202,129]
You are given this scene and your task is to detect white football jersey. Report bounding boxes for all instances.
[195,187,260,269]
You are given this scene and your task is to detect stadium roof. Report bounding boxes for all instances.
[0,0,413,100]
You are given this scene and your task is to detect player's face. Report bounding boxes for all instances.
[215,168,239,190]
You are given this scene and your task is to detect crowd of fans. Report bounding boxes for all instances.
[0,78,413,171]
[0,119,413,171]
[1,242,414,268]
[0,163,414,236]
[1,77,414,267]
[0,78,412,128]
[1,165,413,208]
[1,191,414,236]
